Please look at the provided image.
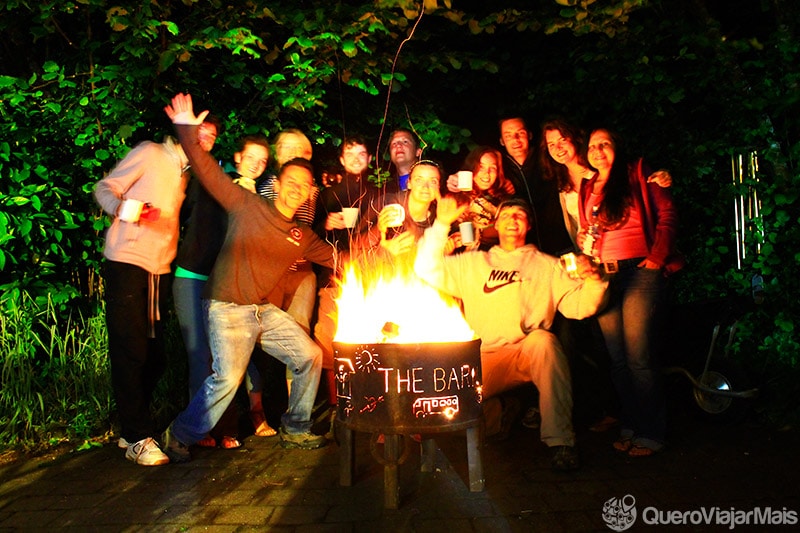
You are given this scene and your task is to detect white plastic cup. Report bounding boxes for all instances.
[384,204,405,228]
[560,252,579,279]
[459,221,475,244]
[456,171,473,191]
[341,207,359,229]
[118,199,144,223]
[384,203,405,239]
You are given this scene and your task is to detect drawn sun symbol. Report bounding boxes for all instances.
[354,346,380,373]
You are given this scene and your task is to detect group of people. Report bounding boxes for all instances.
[94,92,681,472]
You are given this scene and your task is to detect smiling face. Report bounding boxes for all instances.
[499,118,530,164]
[273,163,314,218]
[340,142,371,175]
[495,204,530,249]
[407,164,440,205]
[473,152,499,192]
[234,142,269,180]
[545,128,578,166]
[587,129,616,172]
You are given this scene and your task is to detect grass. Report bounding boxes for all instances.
[0,292,187,456]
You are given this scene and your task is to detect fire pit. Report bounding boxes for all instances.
[334,340,482,433]
[333,339,484,508]
[331,262,485,508]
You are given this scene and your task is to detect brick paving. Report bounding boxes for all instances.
[1,404,799,532]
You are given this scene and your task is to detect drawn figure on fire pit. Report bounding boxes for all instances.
[414,196,609,471]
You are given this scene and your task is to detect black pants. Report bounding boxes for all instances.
[104,261,170,443]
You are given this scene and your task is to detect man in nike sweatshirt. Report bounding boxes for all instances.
[414,196,608,470]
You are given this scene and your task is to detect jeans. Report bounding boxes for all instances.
[173,276,238,437]
[170,300,322,444]
[596,267,666,447]
[172,276,211,397]
[246,267,317,393]
[104,261,168,443]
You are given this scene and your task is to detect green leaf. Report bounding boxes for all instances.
[342,40,357,58]
[162,20,179,36]
[0,76,18,88]
[9,196,31,206]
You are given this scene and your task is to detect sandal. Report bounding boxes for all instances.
[197,436,216,448]
[220,436,242,449]
[250,410,277,437]
[628,444,661,457]
[613,438,633,453]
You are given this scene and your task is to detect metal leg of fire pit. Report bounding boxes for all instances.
[466,425,484,492]
[339,425,355,487]
[420,437,437,472]
[338,427,484,508]
[384,434,401,509]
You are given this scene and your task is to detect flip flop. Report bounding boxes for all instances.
[250,410,277,437]
[220,436,242,449]
[197,436,216,448]
[628,444,661,457]
[613,438,633,453]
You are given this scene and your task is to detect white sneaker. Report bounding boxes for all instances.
[125,437,170,466]
[118,437,129,449]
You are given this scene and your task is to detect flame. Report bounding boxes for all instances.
[333,257,475,344]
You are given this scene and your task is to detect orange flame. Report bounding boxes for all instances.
[333,257,475,344]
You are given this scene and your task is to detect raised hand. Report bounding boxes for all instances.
[435,195,467,226]
[163,93,209,125]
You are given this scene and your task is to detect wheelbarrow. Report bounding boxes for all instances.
[662,292,760,416]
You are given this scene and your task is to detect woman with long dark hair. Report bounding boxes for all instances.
[579,127,682,456]
[539,118,595,250]
[454,145,514,251]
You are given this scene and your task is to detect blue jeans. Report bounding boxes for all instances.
[170,300,322,444]
[596,267,666,448]
[173,276,212,397]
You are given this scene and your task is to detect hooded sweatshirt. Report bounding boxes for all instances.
[94,137,189,274]
[414,220,608,350]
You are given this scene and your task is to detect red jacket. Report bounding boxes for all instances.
[579,158,684,274]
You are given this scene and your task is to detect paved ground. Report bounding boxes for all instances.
[1,398,799,532]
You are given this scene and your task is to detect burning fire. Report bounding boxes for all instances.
[333,260,475,344]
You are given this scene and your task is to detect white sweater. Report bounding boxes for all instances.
[414,220,608,350]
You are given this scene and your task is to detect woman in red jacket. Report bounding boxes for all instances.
[579,127,682,457]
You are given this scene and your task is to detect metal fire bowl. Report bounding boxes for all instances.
[333,339,483,435]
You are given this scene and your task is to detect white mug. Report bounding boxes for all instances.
[119,199,144,223]
[384,204,405,228]
[341,207,359,229]
[459,221,475,244]
[456,171,473,191]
